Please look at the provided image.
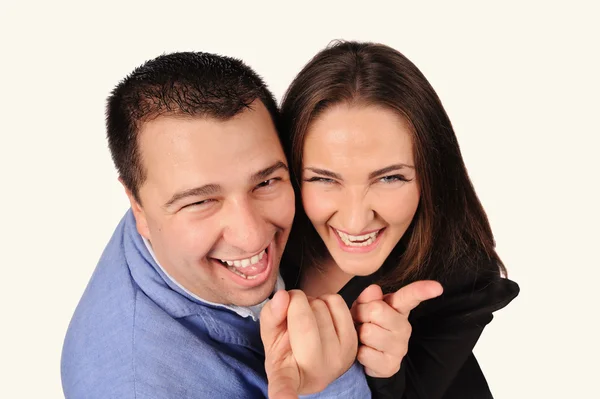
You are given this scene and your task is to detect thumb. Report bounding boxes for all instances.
[354,284,384,306]
[260,290,290,348]
[260,291,300,399]
[384,280,443,316]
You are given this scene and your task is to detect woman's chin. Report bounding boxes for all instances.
[334,257,383,277]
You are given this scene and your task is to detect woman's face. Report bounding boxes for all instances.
[301,104,420,277]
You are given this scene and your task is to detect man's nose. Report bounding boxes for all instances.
[222,198,268,254]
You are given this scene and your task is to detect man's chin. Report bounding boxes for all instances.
[230,275,279,307]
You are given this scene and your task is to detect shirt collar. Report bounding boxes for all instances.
[142,237,284,321]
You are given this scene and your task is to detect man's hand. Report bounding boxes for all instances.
[351,281,443,378]
[260,290,358,398]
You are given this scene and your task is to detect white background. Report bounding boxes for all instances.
[1,1,598,398]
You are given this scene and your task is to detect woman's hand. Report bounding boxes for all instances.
[351,281,443,378]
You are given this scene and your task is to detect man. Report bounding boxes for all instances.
[61,52,370,398]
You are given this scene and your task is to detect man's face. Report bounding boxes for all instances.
[127,101,295,306]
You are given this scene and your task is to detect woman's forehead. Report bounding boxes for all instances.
[303,105,414,167]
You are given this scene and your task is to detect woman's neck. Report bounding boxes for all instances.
[299,258,354,297]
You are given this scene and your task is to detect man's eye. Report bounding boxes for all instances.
[184,199,215,209]
[255,177,281,189]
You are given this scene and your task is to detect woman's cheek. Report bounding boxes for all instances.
[302,186,336,225]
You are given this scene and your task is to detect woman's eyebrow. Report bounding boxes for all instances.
[368,163,414,179]
[304,167,343,180]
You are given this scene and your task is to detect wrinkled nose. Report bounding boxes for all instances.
[336,189,375,234]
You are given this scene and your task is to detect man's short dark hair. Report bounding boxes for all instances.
[106,51,279,202]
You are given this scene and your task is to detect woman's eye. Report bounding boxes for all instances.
[379,174,408,183]
[304,176,335,184]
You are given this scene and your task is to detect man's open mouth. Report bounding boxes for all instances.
[213,247,269,280]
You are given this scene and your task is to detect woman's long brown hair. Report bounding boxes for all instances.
[280,41,505,291]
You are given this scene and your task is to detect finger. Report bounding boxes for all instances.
[320,294,358,355]
[260,290,290,350]
[354,284,384,305]
[357,345,401,378]
[352,300,400,328]
[358,322,409,358]
[287,290,322,366]
[309,298,339,348]
[384,280,443,316]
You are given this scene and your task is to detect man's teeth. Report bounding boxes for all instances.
[227,266,259,280]
[220,249,266,268]
[335,229,380,246]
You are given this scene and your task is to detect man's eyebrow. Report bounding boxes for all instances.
[304,167,343,180]
[368,163,414,179]
[164,184,221,208]
[251,161,289,183]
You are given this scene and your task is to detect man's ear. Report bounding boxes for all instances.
[119,177,151,240]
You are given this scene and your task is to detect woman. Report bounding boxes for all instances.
[279,41,520,398]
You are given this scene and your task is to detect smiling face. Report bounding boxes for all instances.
[126,101,295,307]
[301,103,420,278]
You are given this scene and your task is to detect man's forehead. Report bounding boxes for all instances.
[139,113,280,159]
[135,104,286,199]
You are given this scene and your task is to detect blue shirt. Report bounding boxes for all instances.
[61,210,371,398]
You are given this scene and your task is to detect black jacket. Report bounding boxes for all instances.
[336,267,520,398]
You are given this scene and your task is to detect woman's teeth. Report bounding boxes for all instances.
[335,229,380,247]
